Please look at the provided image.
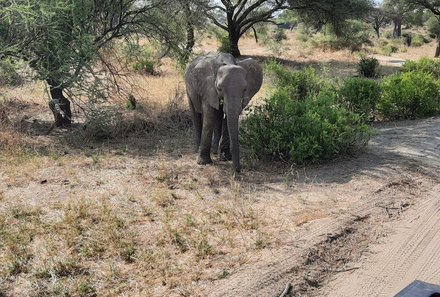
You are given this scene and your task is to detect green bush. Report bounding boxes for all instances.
[378,71,440,120]
[123,43,157,75]
[274,29,287,42]
[0,58,23,86]
[401,58,440,79]
[265,61,321,100]
[381,44,398,56]
[411,34,424,47]
[314,21,372,52]
[357,56,380,78]
[218,35,233,54]
[402,32,412,46]
[241,88,370,164]
[338,78,381,121]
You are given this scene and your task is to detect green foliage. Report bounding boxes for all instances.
[401,58,440,79]
[241,88,370,164]
[265,61,320,101]
[402,32,413,46]
[378,71,440,120]
[274,29,287,42]
[357,56,380,78]
[123,44,157,75]
[314,21,372,52]
[411,34,425,47]
[293,0,374,32]
[427,16,440,37]
[381,44,399,56]
[338,78,381,120]
[0,58,23,86]
[242,63,370,164]
[125,95,137,110]
[218,35,233,54]
[295,24,312,43]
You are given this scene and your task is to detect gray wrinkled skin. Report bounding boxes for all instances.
[184,53,263,172]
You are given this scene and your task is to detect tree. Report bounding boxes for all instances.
[427,16,440,56]
[0,0,172,126]
[160,0,208,64]
[201,0,290,57]
[366,7,391,38]
[383,0,414,38]
[406,0,440,56]
[200,0,373,57]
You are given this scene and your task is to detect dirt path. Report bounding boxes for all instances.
[323,186,440,297]
[1,104,439,296]
[199,117,440,297]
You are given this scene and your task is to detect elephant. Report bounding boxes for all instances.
[184,53,263,172]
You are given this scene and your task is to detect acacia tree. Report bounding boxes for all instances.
[366,7,391,38]
[201,0,373,57]
[406,0,440,56]
[383,0,414,37]
[0,0,171,126]
[201,0,290,57]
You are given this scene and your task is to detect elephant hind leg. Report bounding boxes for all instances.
[188,99,202,152]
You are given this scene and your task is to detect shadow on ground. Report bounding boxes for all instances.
[10,106,439,196]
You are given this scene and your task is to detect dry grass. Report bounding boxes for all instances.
[0,31,437,297]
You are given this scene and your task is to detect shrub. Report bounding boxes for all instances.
[265,61,321,100]
[381,44,398,56]
[378,71,440,120]
[218,35,233,54]
[123,43,158,75]
[357,56,380,78]
[295,24,312,43]
[427,17,440,40]
[338,78,381,121]
[241,88,370,164]
[411,34,424,47]
[314,21,372,52]
[402,32,412,46]
[274,29,287,42]
[401,58,440,79]
[0,58,23,86]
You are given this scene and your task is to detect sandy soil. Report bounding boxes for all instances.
[1,34,440,297]
[198,117,440,297]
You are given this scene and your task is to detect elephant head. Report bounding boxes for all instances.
[214,59,263,172]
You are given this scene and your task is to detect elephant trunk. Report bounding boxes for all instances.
[227,111,241,173]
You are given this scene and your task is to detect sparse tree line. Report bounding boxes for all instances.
[1,0,440,127]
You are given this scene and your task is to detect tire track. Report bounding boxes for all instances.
[325,185,440,297]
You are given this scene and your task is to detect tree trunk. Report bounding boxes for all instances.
[435,36,440,58]
[374,26,380,38]
[47,79,72,127]
[226,9,241,57]
[182,1,195,64]
[393,19,402,38]
[229,34,241,57]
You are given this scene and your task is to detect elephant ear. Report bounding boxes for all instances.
[193,58,220,110]
[238,58,263,108]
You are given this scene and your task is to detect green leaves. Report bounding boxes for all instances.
[241,65,370,164]
[378,71,440,120]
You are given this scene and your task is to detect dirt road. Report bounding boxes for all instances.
[200,117,440,297]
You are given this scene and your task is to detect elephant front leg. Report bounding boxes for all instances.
[219,116,232,161]
[197,107,216,165]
